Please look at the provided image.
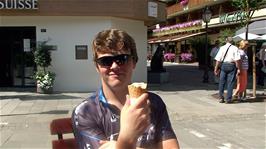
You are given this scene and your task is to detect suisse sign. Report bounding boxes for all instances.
[0,0,38,10]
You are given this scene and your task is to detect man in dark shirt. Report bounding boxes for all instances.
[72,29,179,149]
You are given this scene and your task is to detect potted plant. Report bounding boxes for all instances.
[35,70,55,94]
[33,41,56,94]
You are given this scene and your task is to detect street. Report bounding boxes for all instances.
[0,62,265,149]
[150,62,265,149]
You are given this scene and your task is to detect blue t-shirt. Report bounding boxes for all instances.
[72,88,177,149]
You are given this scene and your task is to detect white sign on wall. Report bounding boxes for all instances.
[23,39,31,52]
[148,2,158,18]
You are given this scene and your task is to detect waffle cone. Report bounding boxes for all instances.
[128,82,147,99]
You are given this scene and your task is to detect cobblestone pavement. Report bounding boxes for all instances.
[0,62,265,149]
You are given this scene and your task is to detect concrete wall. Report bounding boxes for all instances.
[0,16,147,92]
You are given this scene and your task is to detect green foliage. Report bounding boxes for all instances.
[218,28,235,45]
[231,0,265,24]
[189,35,211,52]
[34,41,52,68]
[232,0,264,10]
[189,35,210,67]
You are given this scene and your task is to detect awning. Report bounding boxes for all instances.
[260,34,266,40]
[233,32,262,42]
[148,31,206,43]
[235,20,266,35]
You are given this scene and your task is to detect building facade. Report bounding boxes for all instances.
[0,0,166,91]
[149,0,266,64]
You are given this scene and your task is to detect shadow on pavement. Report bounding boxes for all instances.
[0,110,69,116]
[0,87,36,92]
[211,93,266,103]
[0,94,81,101]
[148,63,219,92]
[148,63,265,102]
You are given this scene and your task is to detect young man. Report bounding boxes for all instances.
[72,29,179,149]
[214,37,241,104]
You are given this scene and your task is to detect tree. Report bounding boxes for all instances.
[231,0,265,39]
[189,36,210,69]
[34,41,52,70]
[217,28,235,46]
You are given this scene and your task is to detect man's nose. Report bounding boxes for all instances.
[110,61,120,68]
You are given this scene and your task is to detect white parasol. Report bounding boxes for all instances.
[233,32,261,42]
[259,34,266,40]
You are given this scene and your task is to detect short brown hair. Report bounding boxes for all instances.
[92,29,138,63]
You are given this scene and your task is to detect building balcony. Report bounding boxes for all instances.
[167,0,229,19]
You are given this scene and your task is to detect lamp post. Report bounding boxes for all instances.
[202,6,212,83]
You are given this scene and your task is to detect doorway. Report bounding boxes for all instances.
[0,27,36,87]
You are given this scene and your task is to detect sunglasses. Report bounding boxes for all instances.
[96,54,132,67]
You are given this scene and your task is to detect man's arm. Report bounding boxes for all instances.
[72,101,107,149]
[214,60,221,76]
[134,139,179,149]
[116,93,150,149]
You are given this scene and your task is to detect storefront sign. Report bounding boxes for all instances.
[0,0,38,10]
[219,11,247,24]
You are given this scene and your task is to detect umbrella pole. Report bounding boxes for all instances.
[252,45,256,98]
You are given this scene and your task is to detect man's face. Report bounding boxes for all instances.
[95,52,136,90]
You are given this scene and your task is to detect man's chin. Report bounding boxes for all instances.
[109,79,127,88]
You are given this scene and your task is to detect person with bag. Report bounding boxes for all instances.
[214,37,241,104]
[256,42,266,87]
[233,40,249,101]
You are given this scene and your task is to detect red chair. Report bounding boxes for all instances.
[50,118,78,149]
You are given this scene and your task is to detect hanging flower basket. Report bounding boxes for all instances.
[180,0,189,6]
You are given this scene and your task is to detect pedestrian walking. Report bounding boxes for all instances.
[214,37,241,104]
[233,40,249,101]
[72,29,179,149]
[210,40,220,84]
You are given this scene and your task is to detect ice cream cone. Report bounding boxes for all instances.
[128,82,147,100]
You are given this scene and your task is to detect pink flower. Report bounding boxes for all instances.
[164,53,176,62]
[180,53,193,62]
[180,0,189,6]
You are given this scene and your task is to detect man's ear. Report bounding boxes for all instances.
[95,64,100,73]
